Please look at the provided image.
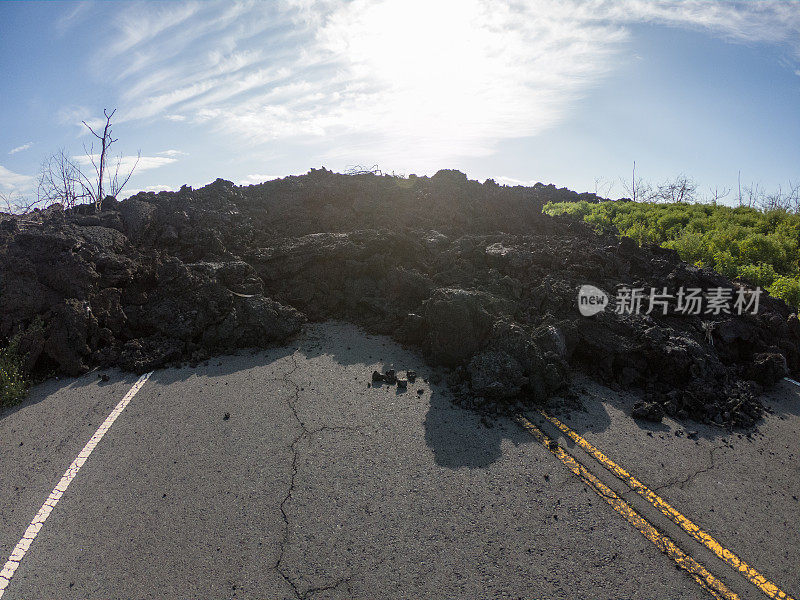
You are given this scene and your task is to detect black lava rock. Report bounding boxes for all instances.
[632,401,665,423]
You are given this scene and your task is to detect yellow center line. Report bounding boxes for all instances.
[514,415,739,600]
[537,409,795,600]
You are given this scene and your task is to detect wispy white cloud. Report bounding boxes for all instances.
[57,105,90,127]
[0,165,35,193]
[157,149,188,157]
[95,0,800,171]
[108,1,200,59]
[57,105,107,135]
[56,1,92,36]
[593,1,800,56]
[121,80,220,123]
[122,184,175,199]
[8,142,33,155]
[74,154,178,173]
[239,173,283,185]
[495,176,541,187]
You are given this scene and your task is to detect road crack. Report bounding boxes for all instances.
[273,351,361,599]
[304,576,354,599]
[652,444,726,492]
[274,352,306,599]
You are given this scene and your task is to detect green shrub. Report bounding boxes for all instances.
[769,276,800,309]
[545,200,594,220]
[736,263,778,288]
[0,338,28,410]
[663,229,710,266]
[543,199,800,310]
[738,234,787,272]
[710,250,738,279]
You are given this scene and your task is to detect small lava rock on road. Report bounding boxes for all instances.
[632,401,666,423]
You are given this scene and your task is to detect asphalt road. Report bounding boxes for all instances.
[0,322,797,599]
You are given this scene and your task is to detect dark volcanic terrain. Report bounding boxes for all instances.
[1,168,798,426]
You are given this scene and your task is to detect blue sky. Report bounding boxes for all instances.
[1,0,799,204]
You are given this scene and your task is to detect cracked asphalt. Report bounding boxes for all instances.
[0,321,797,599]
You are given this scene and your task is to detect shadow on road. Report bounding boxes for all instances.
[22,320,795,468]
[0,368,142,422]
[547,370,800,446]
[423,390,534,469]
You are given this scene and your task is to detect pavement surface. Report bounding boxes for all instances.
[0,321,797,599]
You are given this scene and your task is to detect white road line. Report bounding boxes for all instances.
[0,371,153,598]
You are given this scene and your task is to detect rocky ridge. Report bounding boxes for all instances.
[1,168,797,427]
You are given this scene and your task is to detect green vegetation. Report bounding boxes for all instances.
[544,200,800,309]
[0,337,28,410]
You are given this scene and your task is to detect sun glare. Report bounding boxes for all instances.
[315,0,616,166]
[319,0,526,158]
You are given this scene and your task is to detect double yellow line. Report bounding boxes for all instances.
[516,411,796,600]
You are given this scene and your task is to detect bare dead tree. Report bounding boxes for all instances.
[107,150,141,198]
[613,167,798,212]
[787,179,800,213]
[756,180,800,213]
[619,161,655,202]
[738,170,742,206]
[37,108,139,210]
[707,185,730,205]
[742,182,763,208]
[655,174,697,203]
[0,190,42,215]
[345,164,382,176]
[83,109,117,208]
[0,191,14,213]
[620,173,653,202]
[594,176,614,198]
[734,179,800,212]
[760,186,785,211]
[37,148,92,209]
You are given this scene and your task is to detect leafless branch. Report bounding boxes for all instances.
[655,174,697,203]
[38,108,138,211]
[345,164,382,176]
[108,150,140,198]
[0,190,44,215]
[707,186,730,205]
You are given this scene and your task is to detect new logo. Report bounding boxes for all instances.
[578,285,609,316]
